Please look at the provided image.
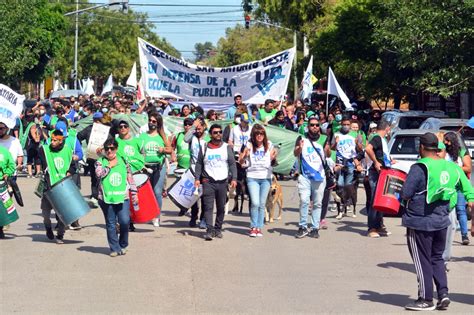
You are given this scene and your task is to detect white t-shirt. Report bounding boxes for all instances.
[0,136,23,161]
[245,141,273,179]
[203,143,229,181]
[229,125,251,153]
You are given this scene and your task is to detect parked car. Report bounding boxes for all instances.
[49,89,84,99]
[388,129,468,175]
[382,110,448,136]
[420,118,474,158]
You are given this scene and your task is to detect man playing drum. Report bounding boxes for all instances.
[38,129,76,244]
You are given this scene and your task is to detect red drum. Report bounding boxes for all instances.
[129,174,160,223]
[373,168,407,215]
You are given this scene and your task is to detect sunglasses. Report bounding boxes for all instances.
[255,132,265,136]
[309,123,320,127]
[184,123,193,127]
[105,146,117,151]
[149,119,158,123]
[212,130,222,135]
[119,125,129,129]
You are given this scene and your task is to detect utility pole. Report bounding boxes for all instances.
[65,1,128,90]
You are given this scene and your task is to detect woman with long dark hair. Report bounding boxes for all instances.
[139,111,172,227]
[443,132,472,245]
[238,124,277,237]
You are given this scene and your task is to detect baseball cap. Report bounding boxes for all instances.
[420,132,439,150]
[240,113,250,123]
[184,118,194,126]
[234,93,242,99]
[55,121,68,137]
[369,122,377,129]
[93,112,103,119]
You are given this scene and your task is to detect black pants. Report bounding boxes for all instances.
[87,158,98,199]
[406,227,448,301]
[202,181,227,231]
[320,188,331,220]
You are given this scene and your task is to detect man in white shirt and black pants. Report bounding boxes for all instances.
[195,124,237,241]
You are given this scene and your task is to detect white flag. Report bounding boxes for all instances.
[0,84,25,128]
[327,67,352,110]
[301,56,314,101]
[136,76,145,102]
[102,74,113,95]
[83,78,95,95]
[126,62,137,88]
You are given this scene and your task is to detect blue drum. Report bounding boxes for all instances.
[45,176,91,225]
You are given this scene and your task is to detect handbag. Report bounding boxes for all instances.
[309,140,337,189]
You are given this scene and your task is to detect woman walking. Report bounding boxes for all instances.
[239,124,277,237]
[95,139,138,257]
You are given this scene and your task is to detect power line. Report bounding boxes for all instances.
[60,2,242,7]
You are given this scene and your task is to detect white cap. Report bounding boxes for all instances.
[234,93,242,98]
[191,102,198,107]
[369,122,377,129]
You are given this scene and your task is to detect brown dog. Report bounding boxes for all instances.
[265,175,283,223]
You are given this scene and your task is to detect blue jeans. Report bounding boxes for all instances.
[152,164,167,212]
[297,175,326,229]
[367,170,383,230]
[456,191,468,236]
[99,200,130,253]
[337,163,355,187]
[247,177,271,229]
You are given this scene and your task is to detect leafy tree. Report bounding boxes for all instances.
[53,5,180,85]
[194,42,216,63]
[0,0,66,88]
[373,0,474,97]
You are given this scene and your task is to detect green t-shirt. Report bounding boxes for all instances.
[0,146,15,178]
[116,137,145,173]
[176,132,190,169]
[99,157,128,204]
[139,132,166,164]
[259,108,277,122]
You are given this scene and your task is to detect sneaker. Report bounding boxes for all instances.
[461,235,470,245]
[249,228,257,237]
[199,219,207,230]
[46,228,54,240]
[204,229,213,241]
[69,221,82,230]
[295,227,309,239]
[0,229,5,239]
[352,213,357,218]
[152,218,160,227]
[178,208,188,217]
[405,298,435,311]
[129,222,136,232]
[436,295,450,310]
[110,251,119,257]
[336,212,343,220]
[445,262,450,272]
[320,220,328,230]
[189,219,197,228]
[214,229,223,239]
[256,229,263,237]
[368,228,380,238]
[309,228,320,239]
[27,175,32,179]
[121,248,128,255]
[378,226,392,236]
[55,236,64,244]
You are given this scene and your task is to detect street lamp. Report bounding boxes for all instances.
[64,1,128,89]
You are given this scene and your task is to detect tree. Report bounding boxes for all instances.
[373,0,474,97]
[0,0,66,88]
[194,42,216,63]
[53,5,180,85]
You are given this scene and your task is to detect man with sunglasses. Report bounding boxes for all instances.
[115,120,145,174]
[294,116,330,239]
[194,124,237,240]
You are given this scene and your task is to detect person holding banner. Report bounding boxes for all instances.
[0,146,16,239]
[95,138,138,257]
[258,99,277,124]
[116,120,145,174]
[38,130,76,244]
[183,117,209,228]
[400,132,474,311]
[238,124,277,237]
[194,124,237,241]
[139,112,172,227]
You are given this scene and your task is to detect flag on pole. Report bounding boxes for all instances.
[327,67,352,110]
[126,62,137,88]
[82,78,95,95]
[136,76,145,102]
[300,56,314,101]
[102,74,113,95]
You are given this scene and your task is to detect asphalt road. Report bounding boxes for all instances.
[1,176,473,314]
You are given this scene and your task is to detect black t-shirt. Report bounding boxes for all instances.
[369,135,384,169]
